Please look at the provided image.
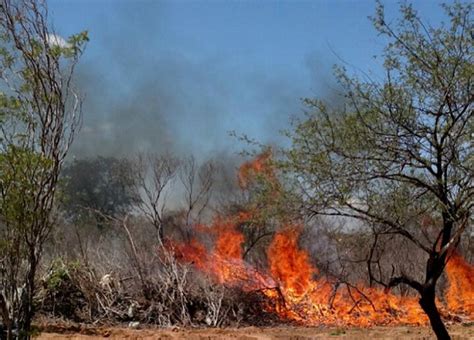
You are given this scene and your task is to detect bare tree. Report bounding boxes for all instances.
[179,156,214,241]
[0,0,87,338]
[135,153,180,243]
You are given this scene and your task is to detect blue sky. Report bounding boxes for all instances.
[47,0,452,159]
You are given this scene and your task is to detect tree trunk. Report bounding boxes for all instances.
[417,209,453,340]
[17,308,33,340]
[17,290,34,340]
[5,320,13,340]
[419,287,450,340]
[16,250,38,340]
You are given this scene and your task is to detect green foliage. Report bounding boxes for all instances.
[65,31,89,57]
[283,1,472,227]
[45,260,69,290]
[0,146,52,230]
[0,93,22,120]
[0,0,87,335]
[280,7,472,337]
[44,259,80,290]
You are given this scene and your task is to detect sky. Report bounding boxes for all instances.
[47,0,452,160]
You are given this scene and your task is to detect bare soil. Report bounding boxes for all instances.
[35,323,474,340]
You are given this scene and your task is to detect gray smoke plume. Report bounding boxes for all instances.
[61,1,335,163]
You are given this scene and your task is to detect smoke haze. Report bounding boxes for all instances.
[52,1,337,162]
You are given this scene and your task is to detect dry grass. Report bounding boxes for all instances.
[34,324,474,340]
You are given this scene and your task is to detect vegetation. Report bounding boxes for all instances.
[0,1,471,340]
[0,0,87,338]
[61,157,138,224]
[280,2,472,338]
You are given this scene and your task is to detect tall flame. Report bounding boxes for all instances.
[166,153,473,327]
[238,150,274,189]
[169,214,274,289]
[445,253,474,316]
[267,227,316,296]
[267,228,432,326]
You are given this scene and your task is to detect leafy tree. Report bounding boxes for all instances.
[61,157,138,224]
[281,2,472,339]
[0,0,87,338]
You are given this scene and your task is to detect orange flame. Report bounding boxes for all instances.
[169,217,474,326]
[262,227,427,326]
[166,153,473,327]
[445,253,474,316]
[168,214,273,289]
[238,150,274,189]
[169,238,208,270]
[267,227,316,296]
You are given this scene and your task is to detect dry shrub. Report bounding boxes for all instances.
[37,218,277,327]
[38,258,266,327]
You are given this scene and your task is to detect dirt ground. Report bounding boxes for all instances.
[35,324,474,340]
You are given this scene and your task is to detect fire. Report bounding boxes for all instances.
[169,238,208,271]
[238,150,274,189]
[166,153,473,327]
[169,220,433,326]
[445,253,474,316]
[213,217,245,260]
[267,227,316,296]
[169,214,274,289]
[264,227,426,326]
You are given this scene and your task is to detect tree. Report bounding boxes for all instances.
[0,0,87,338]
[133,154,216,244]
[281,2,472,339]
[134,153,180,243]
[61,157,138,225]
[179,156,214,239]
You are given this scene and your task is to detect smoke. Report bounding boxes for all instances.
[73,56,307,160]
[64,1,334,163]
